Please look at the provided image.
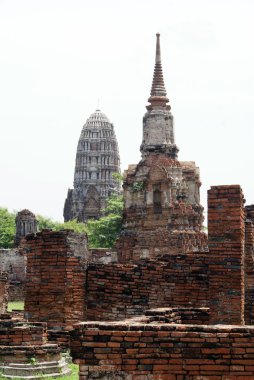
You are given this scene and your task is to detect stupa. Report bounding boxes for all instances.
[117,34,208,261]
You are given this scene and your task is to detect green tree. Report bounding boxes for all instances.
[103,195,124,215]
[86,195,124,248]
[61,219,87,234]
[37,215,86,234]
[37,215,61,231]
[86,214,122,248]
[0,194,123,249]
[0,208,16,248]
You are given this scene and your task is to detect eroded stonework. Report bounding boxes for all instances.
[64,110,121,222]
[117,34,207,261]
[15,209,37,247]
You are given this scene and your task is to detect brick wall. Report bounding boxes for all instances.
[85,185,247,325]
[244,219,254,324]
[0,248,26,300]
[144,307,210,325]
[208,185,245,324]
[0,272,8,314]
[70,318,254,379]
[0,319,47,346]
[22,186,249,331]
[24,230,89,330]
[90,248,118,264]
[86,254,209,321]
[0,249,25,282]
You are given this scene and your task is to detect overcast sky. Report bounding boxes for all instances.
[0,0,254,222]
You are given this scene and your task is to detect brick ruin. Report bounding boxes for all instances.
[0,316,70,378]
[0,272,8,315]
[67,34,254,379]
[0,273,72,378]
[24,230,89,330]
[71,185,248,329]
[71,317,254,380]
[1,34,254,379]
[0,231,88,379]
[0,248,26,301]
[18,184,254,379]
[0,209,38,303]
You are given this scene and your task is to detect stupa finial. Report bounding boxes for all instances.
[148,33,170,109]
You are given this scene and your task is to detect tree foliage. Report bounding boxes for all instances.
[0,194,124,249]
[0,208,16,248]
[36,215,60,231]
[86,195,124,248]
[103,195,124,215]
[86,214,122,248]
[37,215,86,234]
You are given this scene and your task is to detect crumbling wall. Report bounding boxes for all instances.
[24,230,89,330]
[244,207,254,324]
[22,186,249,332]
[0,272,8,314]
[86,254,209,321]
[70,318,254,380]
[86,185,247,326]
[0,248,26,300]
[90,248,118,264]
[0,319,47,346]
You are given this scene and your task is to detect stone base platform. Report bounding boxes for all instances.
[0,319,71,379]
[0,357,70,379]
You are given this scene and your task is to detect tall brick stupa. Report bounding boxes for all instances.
[64,110,121,222]
[117,34,208,261]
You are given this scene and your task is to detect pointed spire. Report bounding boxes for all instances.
[148,33,170,109]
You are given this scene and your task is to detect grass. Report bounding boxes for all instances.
[7,300,24,312]
[47,363,79,379]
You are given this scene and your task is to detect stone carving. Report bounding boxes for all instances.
[64,109,121,222]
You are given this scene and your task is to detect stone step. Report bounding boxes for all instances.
[0,358,71,379]
[1,369,70,379]
[5,360,62,368]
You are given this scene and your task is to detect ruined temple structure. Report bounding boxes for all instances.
[14,209,37,247]
[5,34,254,380]
[117,34,207,261]
[64,109,121,222]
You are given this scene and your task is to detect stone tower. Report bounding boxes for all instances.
[64,109,121,222]
[15,209,38,247]
[116,34,207,262]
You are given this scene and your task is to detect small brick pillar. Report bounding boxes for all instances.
[208,185,245,324]
[24,230,89,330]
[0,272,8,315]
[244,209,254,324]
